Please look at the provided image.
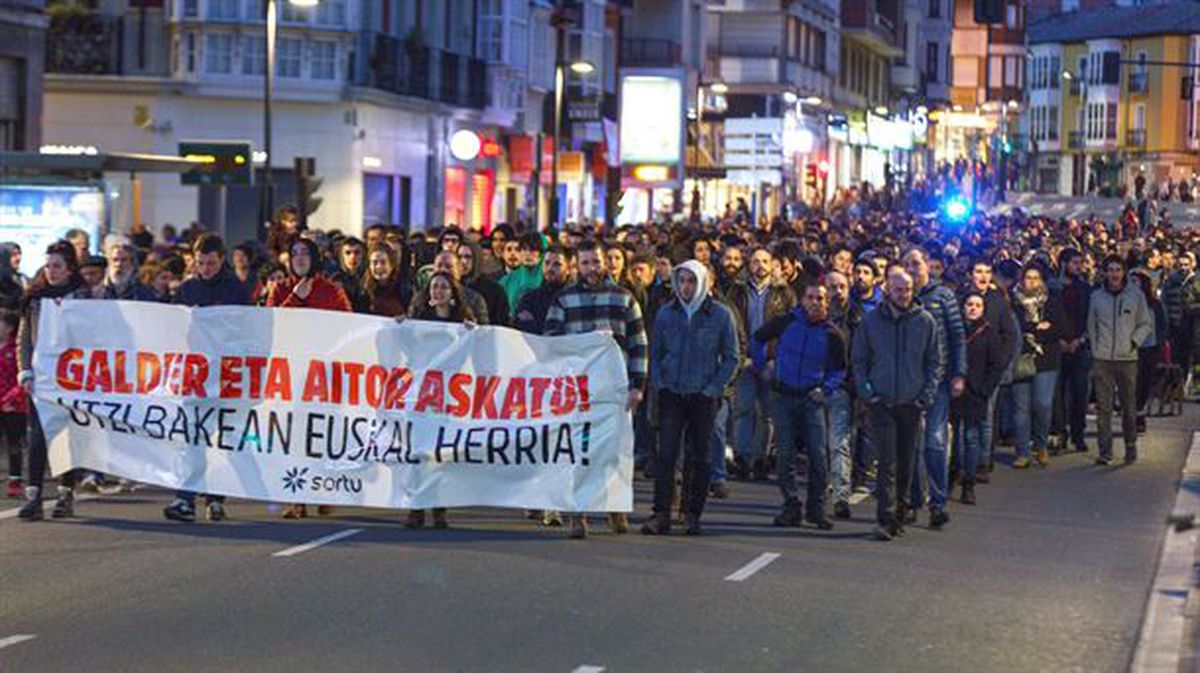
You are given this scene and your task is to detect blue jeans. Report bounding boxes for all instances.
[1012,370,1059,457]
[826,389,852,503]
[958,420,986,481]
[710,398,730,483]
[772,393,828,518]
[912,384,950,510]
[853,406,875,483]
[733,369,773,465]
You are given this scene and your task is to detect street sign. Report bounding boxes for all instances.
[178,141,253,187]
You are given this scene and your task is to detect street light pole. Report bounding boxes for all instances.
[550,24,565,229]
[263,0,277,230]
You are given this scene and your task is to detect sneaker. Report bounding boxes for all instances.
[163,499,196,522]
[431,508,449,529]
[17,486,42,521]
[683,515,702,536]
[1035,448,1050,467]
[540,510,563,527]
[6,478,22,499]
[974,469,990,484]
[206,501,226,522]
[902,507,918,525]
[568,516,588,539]
[1095,455,1112,466]
[1136,417,1147,434]
[929,507,949,528]
[1124,452,1138,465]
[1012,456,1032,469]
[874,524,896,541]
[281,504,307,519]
[77,474,100,494]
[1073,443,1089,454]
[773,501,802,527]
[805,514,834,531]
[709,482,730,499]
[316,505,334,517]
[834,500,851,519]
[640,514,671,535]
[608,512,629,534]
[404,509,426,530]
[50,490,74,519]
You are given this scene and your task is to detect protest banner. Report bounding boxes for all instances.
[32,300,634,512]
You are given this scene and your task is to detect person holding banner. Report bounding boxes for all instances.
[267,238,352,519]
[17,241,93,521]
[162,234,251,524]
[641,260,740,536]
[544,240,648,540]
[399,270,478,530]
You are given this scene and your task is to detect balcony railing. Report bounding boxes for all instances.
[45,11,125,75]
[1068,131,1084,149]
[352,33,487,109]
[621,38,681,67]
[1127,128,1146,147]
[1129,72,1149,94]
[717,43,782,58]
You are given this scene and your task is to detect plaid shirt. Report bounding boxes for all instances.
[543,278,648,391]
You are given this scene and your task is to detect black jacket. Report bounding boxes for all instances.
[513,282,566,335]
[955,319,1007,422]
[175,266,252,307]
[1014,291,1067,372]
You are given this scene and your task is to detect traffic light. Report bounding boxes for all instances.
[805,163,819,190]
[973,0,1005,24]
[294,156,323,226]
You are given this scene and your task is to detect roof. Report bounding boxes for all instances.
[1028,2,1200,44]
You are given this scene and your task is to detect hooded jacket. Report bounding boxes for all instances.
[1088,281,1153,362]
[649,261,740,398]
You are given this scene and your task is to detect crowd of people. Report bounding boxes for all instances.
[5,197,1200,542]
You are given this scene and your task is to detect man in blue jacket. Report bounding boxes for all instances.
[753,280,847,531]
[904,248,966,529]
[853,267,943,541]
[642,261,740,536]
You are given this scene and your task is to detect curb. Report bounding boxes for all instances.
[1131,431,1200,673]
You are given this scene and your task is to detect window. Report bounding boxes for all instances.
[1048,105,1058,140]
[926,42,939,82]
[478,0,503,63]
[928,0,940,19]
[184,32,197,73]
[242,35,265,75]
[204,33,234,74]
[1005,55,1020,87]
[183,0,198,17]
[1050,55,1060,89]
[1106,101,1117,139]
[814,30,826,72]
[311,41,336,80]
[316,0,346,26]
[245,0,263,20]
[280,4,311,24]
[276,37,301,78]
[508,0,529,73]
[1134,103,1146,130]
[206,0,238,20]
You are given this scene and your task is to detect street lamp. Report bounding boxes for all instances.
[262,0,319,230]
[549,53,595,229]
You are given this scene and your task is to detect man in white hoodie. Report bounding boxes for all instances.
[642,261,740,535]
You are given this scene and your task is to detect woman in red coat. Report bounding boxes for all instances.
[266,238,352,313]
[267,238,350,518]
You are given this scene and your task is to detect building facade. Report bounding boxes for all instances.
[1027,3,1200,196]
[1,0,46,151]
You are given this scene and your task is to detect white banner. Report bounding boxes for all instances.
[33,300,634,512]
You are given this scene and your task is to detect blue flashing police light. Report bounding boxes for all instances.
[943,195,971,222]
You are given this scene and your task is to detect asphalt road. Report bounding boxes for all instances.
[0,407,1193,673]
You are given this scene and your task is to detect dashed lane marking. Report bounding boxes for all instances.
[724,552,781,582]
[272,528,364,558]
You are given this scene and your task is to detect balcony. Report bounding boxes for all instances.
[352,33,487,109]
[621,38,681,68]
[841,0,902,57]
[1128,72,1149,94]
[1127,128,1146,147]
[45,11,125,75]
[1068,131,1084,149]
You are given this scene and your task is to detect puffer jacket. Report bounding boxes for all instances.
[1087,282,1153,362]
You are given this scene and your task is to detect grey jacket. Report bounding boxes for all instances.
[1087,282,1153,362]
[650,297,741,399]
[852,301,944,409]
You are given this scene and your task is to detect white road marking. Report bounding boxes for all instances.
[272,528,363,557]
[572,666,606,673]
[0,634,37,650]
[725,552,781,582]
[848,492,870,505]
